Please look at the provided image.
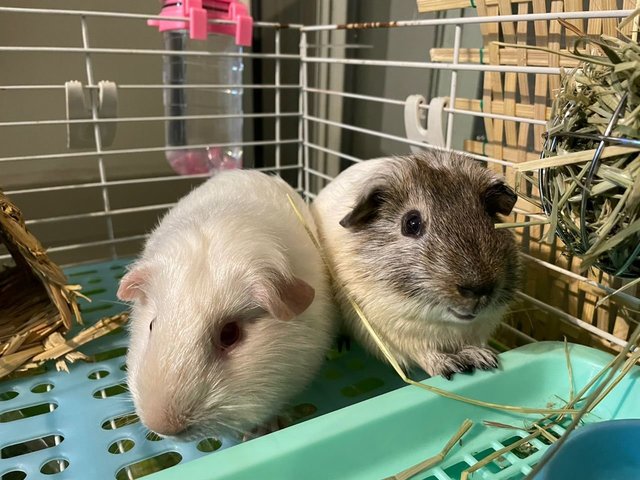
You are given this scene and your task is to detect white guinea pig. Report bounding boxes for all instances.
[118,170,335,440]
[312,152,521,380]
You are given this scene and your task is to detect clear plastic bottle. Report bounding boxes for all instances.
[149,1,252,175]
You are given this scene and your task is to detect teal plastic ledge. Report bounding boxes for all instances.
[149,342,640,480]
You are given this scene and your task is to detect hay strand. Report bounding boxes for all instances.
[595,277,640,307]
[525,322,640,478]
[385,419,473,480]
[494,220,550,230]
[564,338,575,403]
[32,312,129,363]
[515,146,640,172]
[461,431,541,480]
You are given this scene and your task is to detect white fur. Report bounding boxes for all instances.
[124,170,335,439]
[312,158,506,377]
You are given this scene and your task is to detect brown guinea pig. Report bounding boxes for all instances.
[312,151,521,380]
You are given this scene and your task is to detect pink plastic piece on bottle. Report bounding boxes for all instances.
[166,148,242,175]
[148,0,253,46]
[189,3,208,40]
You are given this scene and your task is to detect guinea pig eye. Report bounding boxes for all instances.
[219,321,242,351]
[149,320,154,332]
[401,210,424,238]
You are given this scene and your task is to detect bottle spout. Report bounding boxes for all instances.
[148,0,253,46]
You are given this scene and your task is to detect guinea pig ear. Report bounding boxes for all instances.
[339,186,386,230]
[484,181,517,216]
[254,276,315,322]
[117,264,149,302]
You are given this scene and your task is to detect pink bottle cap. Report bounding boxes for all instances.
[148,0,253,46]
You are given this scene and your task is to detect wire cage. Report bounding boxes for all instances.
[0,2,639,480]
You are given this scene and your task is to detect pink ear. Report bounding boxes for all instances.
[117,266,148,302]
[255,276,315,321]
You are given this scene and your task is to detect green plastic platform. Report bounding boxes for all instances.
[150,341,640,480]
[1,259,637,480]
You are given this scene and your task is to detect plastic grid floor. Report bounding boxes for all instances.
[0,259,409,480]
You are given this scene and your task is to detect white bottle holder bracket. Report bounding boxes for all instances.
[404,94,448,153]
[65,80,118,149]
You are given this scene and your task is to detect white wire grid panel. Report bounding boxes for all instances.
[0,2,638,479]
[296,7,639,353]
[0,3,304,268]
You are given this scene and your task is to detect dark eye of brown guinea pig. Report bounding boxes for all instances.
[401,210,424,238]
[219,321,242,351]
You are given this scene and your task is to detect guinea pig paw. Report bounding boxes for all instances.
[418,352,469,380]
[457,346,500,371]
[459,363,476,374]
[336,333,352,353]
[241,417,283,442]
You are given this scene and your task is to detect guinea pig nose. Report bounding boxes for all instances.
[457,283,495,299]
[143,413,188,437]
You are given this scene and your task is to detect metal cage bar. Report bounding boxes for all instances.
[0,5,635,350]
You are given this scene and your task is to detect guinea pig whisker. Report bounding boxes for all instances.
[214,419,247,436]
[113,416,140,429]
[216,403,262,411]
[504,307,538,315]
[138,424,151,438]
[94,298,132,308]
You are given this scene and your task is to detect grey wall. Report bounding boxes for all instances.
[340,4,482,161]
[1,1,194,265]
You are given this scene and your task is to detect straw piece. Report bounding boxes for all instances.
[385,419,473,480]
[32,312,129,362]
[44,332,65,349]
[626,173,640,212]
[0,345,44,378]
[461,431,541,480]
[515,146,640,172]
[533,424,558,444]
[589,347,640,411]
[595,277,640,308]
[543,183,560,244]
[56,358,69,373]
[482,420,525,431]
[564,338,575,402]
[3,332,28,356]
[618,6,640,31]
[494,220,550,229]
[581,218,640,269]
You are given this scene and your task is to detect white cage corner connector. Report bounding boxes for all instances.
[65,80,118,149]
[404,94,448,153]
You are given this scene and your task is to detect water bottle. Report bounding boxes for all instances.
[149,0,253,175]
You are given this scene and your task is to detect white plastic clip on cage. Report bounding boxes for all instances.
[1,2,639,480]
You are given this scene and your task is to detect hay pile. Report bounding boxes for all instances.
[0,191,127,378]
[512,18,640,278]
